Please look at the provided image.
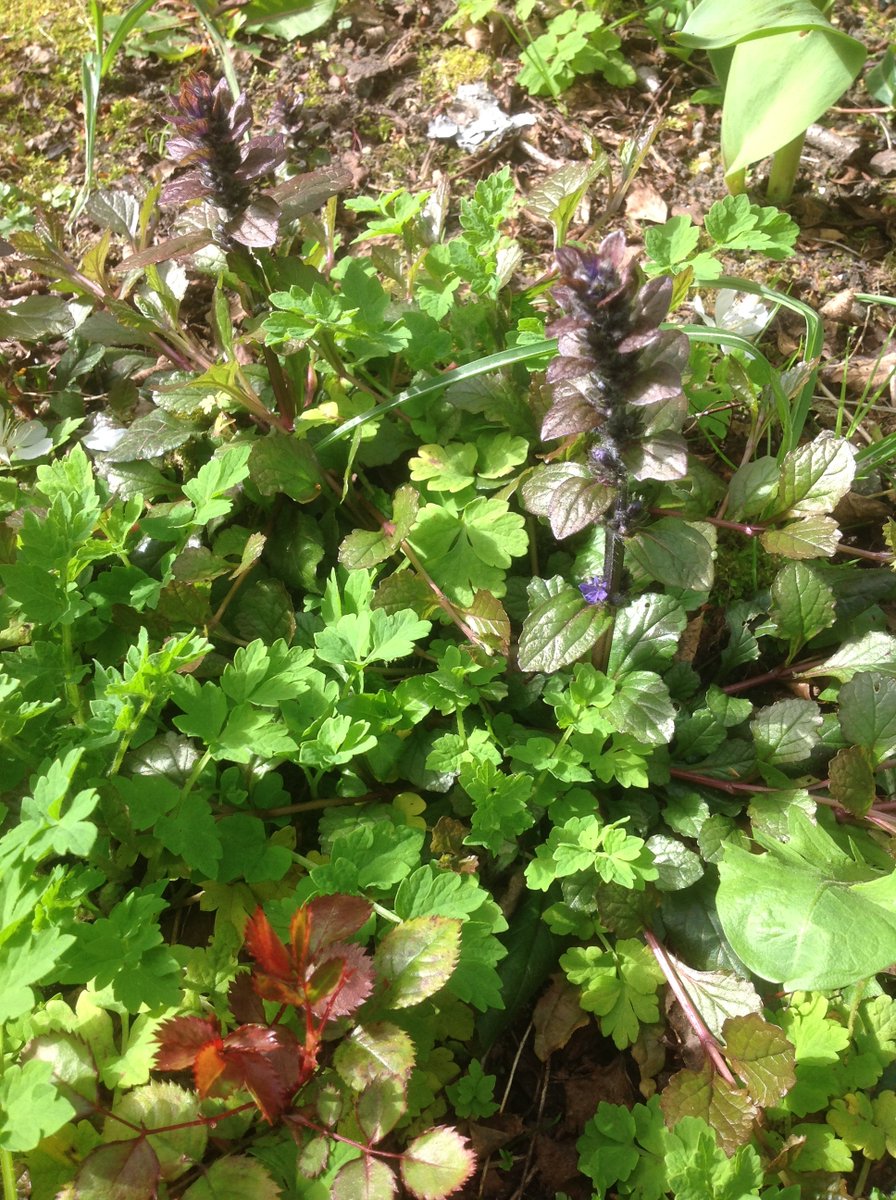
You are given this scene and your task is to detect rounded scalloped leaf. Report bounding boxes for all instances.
[400,1127,476,1200]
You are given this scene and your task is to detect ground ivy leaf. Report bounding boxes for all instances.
[839,671,896,760]
[761,515,841,559]
[0,1058,76,1151]
[400,1127,476,1200]
[722,1013,796,1106]
[181,1155,282,1200]
[518,576,611,673]
[777,431,857,517]
[770,561,836,654]
[628,519,716,591]
[374,917,461,1009]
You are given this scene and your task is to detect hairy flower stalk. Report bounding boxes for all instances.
[162,73,287,248]
[542,232,689,605]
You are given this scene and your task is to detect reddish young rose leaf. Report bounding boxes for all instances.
[245,908,293,980]
[228,970,266,1025]
[154,1016,221,1072]
[218,1025,304,1122]
[75,1137,161,1200]
[305,894,372,957]
[311,943,375,1018]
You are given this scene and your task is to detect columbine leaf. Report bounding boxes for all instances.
[0,1058,76,1152]
[407,498,527,605]
[374,917,461,1009]
[400,1127,476,1200]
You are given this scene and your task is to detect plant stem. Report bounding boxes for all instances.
[767,132,806,205]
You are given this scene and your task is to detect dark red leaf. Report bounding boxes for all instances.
[229,970,266,1025]
[220,1024,303,1122]
[306,895,372,958]
[154,1016,221,1072]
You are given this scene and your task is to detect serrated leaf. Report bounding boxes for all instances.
[105,409,201,462]
[799,631,896,682]
[339,485,419,569]
[770,560,836,654]
[518,577,611,673]
[249,433,321,502]
[401,1127,476,1200]
[607,593,688,675]
[374,917,461,1009]
[356,1075,407,1142]
[74,1136,161,1200]
[332,1155,397,1200]
[751,698,822,765]
[660,1064,758,1155]
[669,957,761,1041]
[333,1022,415,1086]
[646,835,704,892]
[181,1155,282,1200]
[607,671,675,745]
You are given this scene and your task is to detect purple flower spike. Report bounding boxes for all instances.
[579,577,610,606]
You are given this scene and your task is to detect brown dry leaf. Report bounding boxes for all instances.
[533,974,591,1062]
[625,180,668,223]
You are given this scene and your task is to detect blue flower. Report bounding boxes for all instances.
[579,576,609,605]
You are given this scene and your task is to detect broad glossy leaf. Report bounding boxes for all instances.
[760,515,840,559]
[717,809,896,989]
[607,671,675,746]
[243,0,339,41]
[769,561,836,654]
[356,1075,407,1142]
[401,1127,477,1200]
[104,409,201,463]
[751,698,822,765]
[628,520,715,591]
[720,29,865,178]
[679,0,855,49]
[462,590,511,657]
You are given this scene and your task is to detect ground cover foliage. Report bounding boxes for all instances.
[2,2,896,1198]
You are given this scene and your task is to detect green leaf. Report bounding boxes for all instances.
[828,745,876,817]
[769,561,836,656]
[608,593,688,676]
[105,408,201,462]
[400,1127,476,1200]
[331,1155,397,1200]
[249,433,322,503]
[183,444,252,524]
[665,1115,763,1199]
[518,577,612,673]
[607,671,675,746]
[374,917,461,1009]
[408,498,527,605]
[751,698,822,766]
[646,834,704,893]
[839,671,896,760]
[181,1155,282,1200]
[409,443,477,494]
[0,1058,76,1151]
[800,631,896,682]
[333,1022,415,1087]
[717,809,896,989]
[628,519,716,591]
[776,432,858,517]
[103,1082,206,1182]
[761,514,841,559]
[827,1090,896,1161]
[722,1012,796,1106]
[339,486,419,569]
[578,1097,667,1199]
[670,956,761,1041]
[660,1064,758,1156]
[561,939,665,1049]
